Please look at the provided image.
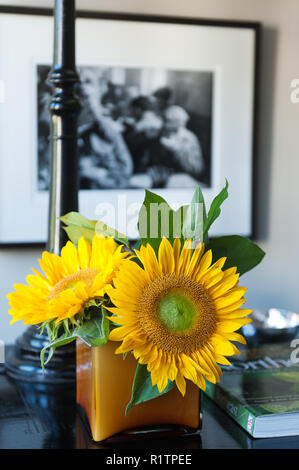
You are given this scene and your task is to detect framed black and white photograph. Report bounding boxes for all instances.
[0,8,259,243]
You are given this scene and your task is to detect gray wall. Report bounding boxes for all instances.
[1,0,299,342]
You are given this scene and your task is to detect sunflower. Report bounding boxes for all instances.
[108,238,251,396]
[7,236,129,325]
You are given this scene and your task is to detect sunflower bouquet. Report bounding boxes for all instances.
[8,181,264,432]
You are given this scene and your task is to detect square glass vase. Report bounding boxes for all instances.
[76,338,202,442]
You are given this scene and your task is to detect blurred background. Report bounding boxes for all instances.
[1,0,299,343]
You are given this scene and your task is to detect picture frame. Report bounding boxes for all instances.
[0,6,260,245]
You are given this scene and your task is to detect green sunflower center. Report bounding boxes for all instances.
[157,292,196,333]
[137,273,217,354]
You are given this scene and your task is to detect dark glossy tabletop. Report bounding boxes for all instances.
[0,359,299,450]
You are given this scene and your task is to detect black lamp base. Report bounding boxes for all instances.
[5,326,76,385]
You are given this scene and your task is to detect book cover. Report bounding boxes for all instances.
[204,342,299,438]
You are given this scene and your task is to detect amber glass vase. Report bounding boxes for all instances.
[76,339,202,442]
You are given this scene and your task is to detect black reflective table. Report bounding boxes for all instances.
[0,350,299,450]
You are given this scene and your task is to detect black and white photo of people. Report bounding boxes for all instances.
[37,65,213,190]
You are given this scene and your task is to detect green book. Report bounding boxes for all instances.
[204,342,299,438]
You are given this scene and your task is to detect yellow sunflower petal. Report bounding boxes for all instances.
[186,243,205,277]
[198,249,213,273]
[175,371,187,396]
[172,238,181,272]
[222,331,247,344]
[61,241,79,275]
[136,244,162,281]
[78,237,91,269]
[39,252,64,285]
[214,354,232,365]
[217,317,252,333]
[211,334,241,356]
[177,241,192,274]
[158,238,175,275]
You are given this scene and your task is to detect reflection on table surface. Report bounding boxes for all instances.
[0,362,298,449]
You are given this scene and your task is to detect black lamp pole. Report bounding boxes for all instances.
[6,0,81,384]
[48,0,81,254]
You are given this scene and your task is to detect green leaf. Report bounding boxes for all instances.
[137,190,175,253]
[60,211,129,246]
[203,180,229,240]
[40,306,110,371]
[60,212,97,245]
[180,184,207,246]
[64,225,95,245]
[182,205,204,247]
[60,212,97,229]
[206,235,265,275]
[126,363,175,414]
[41,335,75,371]
[77,306,110,347]
[190,184,207,222]
[137,185,210,252]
